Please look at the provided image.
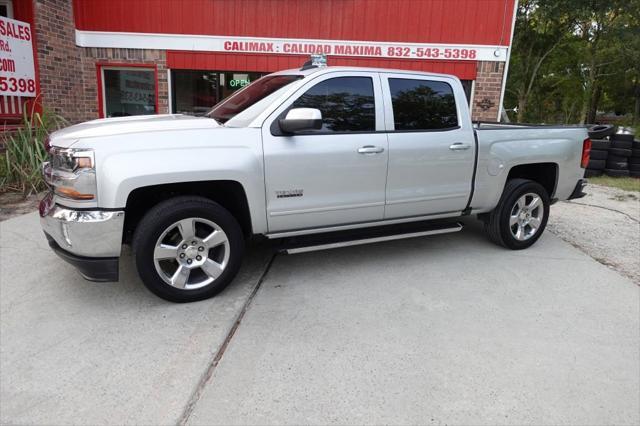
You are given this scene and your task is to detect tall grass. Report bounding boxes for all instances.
[1,107,66,197]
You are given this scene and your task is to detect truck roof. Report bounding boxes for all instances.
[270,65,459,80]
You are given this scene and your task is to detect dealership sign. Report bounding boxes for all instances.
[0,16,36,97]
[76,31,509,62]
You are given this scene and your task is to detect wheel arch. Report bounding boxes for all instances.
[505,162,558,198]
[123,180,253,243]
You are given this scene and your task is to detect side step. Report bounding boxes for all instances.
[276,221,463,254]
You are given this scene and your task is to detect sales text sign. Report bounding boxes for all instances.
[0,16,36,97]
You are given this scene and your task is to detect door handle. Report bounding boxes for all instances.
[357,146,385,154]
[449,143,471,151]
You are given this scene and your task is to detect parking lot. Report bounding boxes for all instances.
[1,212,639,425]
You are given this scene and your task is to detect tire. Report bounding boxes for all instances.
[584,169,603,178]
[608,154,628,163]
[632,149,640,158]
[588,124,616,139]
[606,161,628,170]
[484,179,550,250]
[610,133,634,142]
[591,139,610,150]
[629,163,640,172]
[633,140,640,149]
[587,159,605,169]
[611,139,633,149]
[604,168,630,177]
[630,156,640,165]
[631,171,640,178]
[609,148,632,157]
[589,149,608,160]
[132,196,245,303]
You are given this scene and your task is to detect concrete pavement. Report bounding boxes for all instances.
[187,219,640,426]
[1,213,639,425]
[0,212,272,425]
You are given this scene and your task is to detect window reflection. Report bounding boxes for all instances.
[389,79,458,131]
[290,77,376,132]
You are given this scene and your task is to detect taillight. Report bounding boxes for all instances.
[581,138,591,168]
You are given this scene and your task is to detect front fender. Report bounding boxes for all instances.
[91,129,267,234]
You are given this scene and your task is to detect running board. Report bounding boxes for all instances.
[278,222,463,254]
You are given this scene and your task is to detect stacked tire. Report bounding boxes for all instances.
[586,138,609,177]
[631,139,640,179]
[605,133,634,177]
[586,125,615,178]
[585,125,638,178]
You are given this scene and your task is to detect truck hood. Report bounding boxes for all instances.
[50,114,221,148]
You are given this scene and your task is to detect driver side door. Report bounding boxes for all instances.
[261,72,388,233]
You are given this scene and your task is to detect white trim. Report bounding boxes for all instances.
[166,69,172,114]
[498,0,519,121]
[76,30,509,62]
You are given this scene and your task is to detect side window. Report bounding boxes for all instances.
[290,77,375,132]
[389,78,458,131]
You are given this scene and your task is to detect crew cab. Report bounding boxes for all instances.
[40,64,590,302]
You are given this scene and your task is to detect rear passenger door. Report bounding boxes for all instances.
[381,73,476,219]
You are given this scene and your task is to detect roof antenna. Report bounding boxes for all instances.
[300,54,327,71]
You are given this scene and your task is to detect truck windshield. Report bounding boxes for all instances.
[208,75,302,123]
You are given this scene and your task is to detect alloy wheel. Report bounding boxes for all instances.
[509,192,544,241]
[153,217,230,290]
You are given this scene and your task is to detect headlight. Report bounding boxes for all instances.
[43,148,97,201]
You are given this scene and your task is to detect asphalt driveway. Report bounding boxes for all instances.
[1,213,639,425]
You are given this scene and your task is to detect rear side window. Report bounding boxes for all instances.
[290,77,375,132]
[389,78,458,131]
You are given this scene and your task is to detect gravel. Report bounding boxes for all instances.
[548,184,640,283]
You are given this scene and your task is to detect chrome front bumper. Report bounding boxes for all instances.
[39,193,125,258]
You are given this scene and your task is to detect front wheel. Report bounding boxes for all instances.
[132,196,244,303]
[484,179,550,250]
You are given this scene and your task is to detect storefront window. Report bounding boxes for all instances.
[171,70,266,115]
[0,0,13,18]
[102,68,156,118]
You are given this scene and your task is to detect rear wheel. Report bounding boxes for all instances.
[133,196,244,303]
[484,179,550,250]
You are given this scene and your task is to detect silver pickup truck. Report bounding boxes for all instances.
[40,64,590,302]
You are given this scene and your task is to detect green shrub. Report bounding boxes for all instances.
[1,108,66,197]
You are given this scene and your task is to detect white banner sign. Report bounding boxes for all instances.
[0,16,36,97]
[76,31,509,62]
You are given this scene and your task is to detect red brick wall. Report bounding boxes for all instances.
[33,0,85,123]
[471,61,504,122]
[32,0,168,124]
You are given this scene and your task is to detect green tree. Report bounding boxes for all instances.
[505,0,640,124]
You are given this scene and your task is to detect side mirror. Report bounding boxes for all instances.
[279,108,322,134]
